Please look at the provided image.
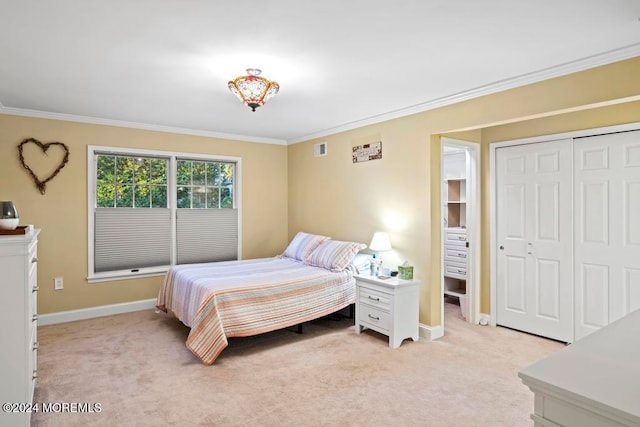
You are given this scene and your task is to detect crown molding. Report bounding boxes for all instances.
[286,42,640,145]
[0,104,287,146]
[2,42,639,147]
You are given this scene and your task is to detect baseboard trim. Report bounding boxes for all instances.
[38,298,157,326]
[419,323,444,341]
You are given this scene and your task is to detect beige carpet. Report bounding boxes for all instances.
[32,302,562,427]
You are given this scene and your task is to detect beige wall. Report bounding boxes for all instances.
[0,115,289,314]
[2,56,639,323]
[288,57,640,326]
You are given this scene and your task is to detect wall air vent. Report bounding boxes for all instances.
[314,142,327,157]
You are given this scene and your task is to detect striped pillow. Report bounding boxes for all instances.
[304,239,367,272]
[282,232,330,261]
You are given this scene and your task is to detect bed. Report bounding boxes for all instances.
[157,232,366,365]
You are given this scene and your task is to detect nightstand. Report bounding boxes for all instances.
[354,273,420,348]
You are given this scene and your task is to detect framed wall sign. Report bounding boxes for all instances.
[352,141,382,163]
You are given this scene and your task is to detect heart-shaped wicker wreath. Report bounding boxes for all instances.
[17,138,70,195]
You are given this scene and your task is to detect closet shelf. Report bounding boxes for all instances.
[444,289,466,298]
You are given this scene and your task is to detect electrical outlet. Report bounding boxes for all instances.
[54,277,64,290]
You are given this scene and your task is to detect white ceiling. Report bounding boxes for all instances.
[1,1,639,144]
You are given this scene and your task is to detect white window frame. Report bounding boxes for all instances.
[87,145,242,283]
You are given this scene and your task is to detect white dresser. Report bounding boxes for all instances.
[354,274,420,348]
[0,229,40,427]
[519,309,640,427]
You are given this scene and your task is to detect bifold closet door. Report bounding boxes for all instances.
[495,139,573,342]
[574,130,640,340]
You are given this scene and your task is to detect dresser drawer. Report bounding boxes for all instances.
[359,286,391,312]
[30,326,38,390]
[358,304,391,332]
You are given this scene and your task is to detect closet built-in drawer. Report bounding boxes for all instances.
[358,304,391,332]
[359,286,391,312]
[444,228,467,247]
[444,262,467,279]
[444,246,467,263]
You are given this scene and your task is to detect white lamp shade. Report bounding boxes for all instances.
[369,232,392,252]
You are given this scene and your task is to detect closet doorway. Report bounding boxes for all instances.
[441,138,480,326]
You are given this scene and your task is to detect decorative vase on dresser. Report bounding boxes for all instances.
[0,229,40,427]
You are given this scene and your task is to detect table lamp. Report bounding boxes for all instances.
[0,201,19,230]
[369,232,392,275]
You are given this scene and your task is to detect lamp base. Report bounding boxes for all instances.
[0,218,19,230]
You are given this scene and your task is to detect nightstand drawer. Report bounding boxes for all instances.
[359,286,391,312]
[358,305,391,332]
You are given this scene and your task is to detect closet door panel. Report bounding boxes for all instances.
[580,263,609,329]
[625,181,640,246]
[536,258,560,320]
[496,139,573,342]
[574,130,640,340]
[580,181,609,245]
[626,268,640,313]
[504,255,526,313]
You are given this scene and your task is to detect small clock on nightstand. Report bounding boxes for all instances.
[354,273,420,348]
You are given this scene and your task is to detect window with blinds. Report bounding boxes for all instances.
[88,147,240,282]
[175,159,238,264]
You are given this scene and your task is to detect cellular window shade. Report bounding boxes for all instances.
[94,208,171,273]
[177,209,238,264]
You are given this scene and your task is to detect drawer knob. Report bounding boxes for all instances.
[32,314,38,322]
[32,285,39,293]
[368,314,380,321]
[33,341,39,351]
[457,254,466,258]
[32,257,38,263]
[367,296,380,302]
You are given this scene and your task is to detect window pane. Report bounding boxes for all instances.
[97,156,115,183]
[177,186,191,208]
[221,187,233,208]
[206,187,219,208]
[206,163,219,186]
[116,157,134,184]
[134,158,149,185]
[177,160,191,185]
[151,159,167,184]
[192,162,206,185]
[96,183,115,207]
[134,185,150,207]
[192,187,206,208]
[220,163,234,186]
[151,185,167,208]
[116,185,133,207]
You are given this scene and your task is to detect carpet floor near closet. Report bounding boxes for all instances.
[32,302,562,427]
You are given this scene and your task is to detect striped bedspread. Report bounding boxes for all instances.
[157,257,356,365]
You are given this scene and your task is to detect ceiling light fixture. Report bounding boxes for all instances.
[228,68,280,112]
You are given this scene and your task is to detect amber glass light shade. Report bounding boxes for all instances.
[228,68,279,112]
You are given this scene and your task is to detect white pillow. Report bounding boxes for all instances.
[281,232,329,261]
[304,239,367,272]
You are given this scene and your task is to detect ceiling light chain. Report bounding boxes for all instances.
[228,68,280,112]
